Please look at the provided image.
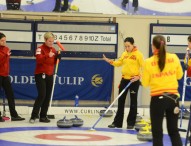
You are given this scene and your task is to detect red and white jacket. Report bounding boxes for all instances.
[34,43,57,75]
[0,46,10,77]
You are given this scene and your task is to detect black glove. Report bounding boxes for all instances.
[57,53,61,61]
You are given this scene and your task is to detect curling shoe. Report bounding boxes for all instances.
[29,117,36,124]
[39,117,50,123]
[11,116,25,121]
[0,116,5,122]
[127,125,134,129]
[108,123,122,128]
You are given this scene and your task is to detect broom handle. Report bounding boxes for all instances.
[91,82,132,130]
[49,50,61,110]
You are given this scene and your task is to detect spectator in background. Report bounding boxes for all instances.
[6,0,21,10]
[103,37,144,129]
[53,0,69,12]
[0,32,25,121]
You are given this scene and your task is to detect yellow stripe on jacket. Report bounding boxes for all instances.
[110,47,144,79]
[141,53,183,97]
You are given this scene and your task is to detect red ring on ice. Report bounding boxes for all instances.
[35,133,111,141]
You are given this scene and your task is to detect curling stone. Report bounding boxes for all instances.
[139,124,152,132]
[57,116,73,128]
[135,119,151,131]
[99,110,113,117]
[136,115,143,123]
[70,5,79,12]
[137,129,152,141]
[178,108,190,119]
[182,108,190,119]
[70,115,84,127]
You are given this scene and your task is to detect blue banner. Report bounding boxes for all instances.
[9,59,113,101]
[178,62,191,101]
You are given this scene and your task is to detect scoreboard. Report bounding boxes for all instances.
[150,24,191,59]
[150,23,191,101]
[0,20,118,58]
[0,20,34,56]
[35,21,118,58]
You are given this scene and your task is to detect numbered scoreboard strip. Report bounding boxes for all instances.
[35,22,118,58]
[0,20,34,56]
[0,20,118,58]
[150,24,191,101]
[150,24,191,59]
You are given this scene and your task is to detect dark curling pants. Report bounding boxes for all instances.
[113,78,140,127]
[150,95,182,146]
[31,74,53,119]
[0,76,18,117]
[53,0,68,10]
[122,0,138,7]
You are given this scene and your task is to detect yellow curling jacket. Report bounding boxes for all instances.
[184,58,191,66]
[110,48,144,79]
[142,53,183,96]
[188,59,191,66]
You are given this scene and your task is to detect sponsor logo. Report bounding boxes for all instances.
[91,74,103,87]
[186,77,191,86]
[9,75,85,85]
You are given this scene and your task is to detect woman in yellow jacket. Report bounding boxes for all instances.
[142,35,183,146]
[103,37,144,129]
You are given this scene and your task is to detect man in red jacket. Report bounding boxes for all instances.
[0,32,25,121]
[29,32,61,123]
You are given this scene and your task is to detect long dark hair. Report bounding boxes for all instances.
[152,35,166,72]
